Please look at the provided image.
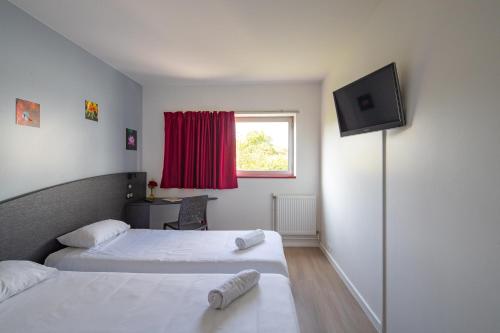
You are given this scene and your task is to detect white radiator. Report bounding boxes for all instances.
[273,194,317,236]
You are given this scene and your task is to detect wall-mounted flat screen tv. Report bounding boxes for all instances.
[333,63,405,137]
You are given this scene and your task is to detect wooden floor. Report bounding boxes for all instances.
[284,247,377,333]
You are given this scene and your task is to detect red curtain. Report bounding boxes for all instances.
[160,111,238,189]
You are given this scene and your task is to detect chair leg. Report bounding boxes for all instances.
[164,222,180,230]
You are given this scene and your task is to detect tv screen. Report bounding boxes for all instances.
[333,63,405,137]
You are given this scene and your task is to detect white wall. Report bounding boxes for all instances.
[0,1,142,201]
[142,82,321,230]
[321,0,500,332]
[321,74,383,327]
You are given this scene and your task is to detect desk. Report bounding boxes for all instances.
[125,197,218,229]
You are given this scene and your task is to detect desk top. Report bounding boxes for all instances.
[127,197,218,206]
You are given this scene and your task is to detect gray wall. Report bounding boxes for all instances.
[0,1,142,201]
[320,0,500,332]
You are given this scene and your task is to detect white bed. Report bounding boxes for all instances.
[0,271,299,333]
[45,229,289,276]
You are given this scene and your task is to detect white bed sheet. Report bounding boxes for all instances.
[45,229,289,276]
[0,271,299,333]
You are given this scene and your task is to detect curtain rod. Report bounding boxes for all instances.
[165,110,300,114]
[233,110,300,114]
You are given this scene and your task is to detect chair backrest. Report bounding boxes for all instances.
[178,195,208,229]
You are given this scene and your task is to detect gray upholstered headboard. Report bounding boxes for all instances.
[0,172,146,263]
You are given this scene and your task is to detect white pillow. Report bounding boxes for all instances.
[0,261,58,303]
[57,219,130,248]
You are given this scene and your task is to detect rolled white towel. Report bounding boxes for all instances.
[235,229,265,250]
[208,269,261,310]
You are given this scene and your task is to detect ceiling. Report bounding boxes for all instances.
[10,0,380,85]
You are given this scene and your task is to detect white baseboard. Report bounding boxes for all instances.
[319,243,382,333]
[283,235,319,247]
[283,238,319,247]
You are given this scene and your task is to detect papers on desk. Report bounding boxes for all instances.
[162,197,182,203]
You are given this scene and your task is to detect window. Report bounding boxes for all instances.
[235,114,295,178]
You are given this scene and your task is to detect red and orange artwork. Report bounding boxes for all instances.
[85,100,99,121]
[16,98,40,128]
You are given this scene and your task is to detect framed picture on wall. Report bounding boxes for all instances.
[16,98,40,127]
[85,100,99,121]
[126,128,137,150]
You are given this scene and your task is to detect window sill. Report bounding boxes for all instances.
[237,174,296,179]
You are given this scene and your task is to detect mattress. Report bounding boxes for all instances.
[0,271,299,333]
[45,229,289,276]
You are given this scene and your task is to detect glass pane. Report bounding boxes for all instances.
[236,121,289,171]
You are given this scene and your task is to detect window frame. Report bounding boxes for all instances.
[235,114,296,179]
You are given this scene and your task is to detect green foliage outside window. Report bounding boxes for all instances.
[236,131,288,171]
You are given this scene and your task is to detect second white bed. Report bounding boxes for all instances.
[1,271,299,333]
[45,229,289,276]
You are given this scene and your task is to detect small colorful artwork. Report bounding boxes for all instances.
[85,100,99,121]
[16,98,40,128]
[126,128,137,150]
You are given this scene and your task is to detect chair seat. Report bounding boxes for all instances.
[163,221,207,230]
